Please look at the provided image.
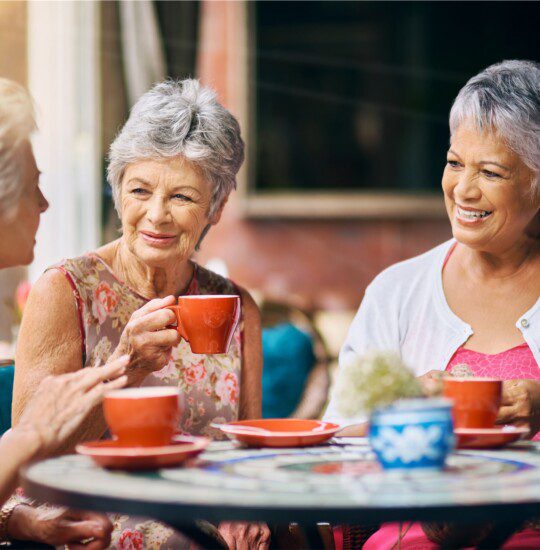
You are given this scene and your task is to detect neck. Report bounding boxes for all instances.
[461,236,539,281]
[113,239,194,299]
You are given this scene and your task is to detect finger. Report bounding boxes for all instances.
[496,405,521,424]
[133,329,180,349]
[70,356,129,392]
[81,375,128,409]
[220,533,236,550]
[130,308,177,333]
[130,296,176,319]
[67,540,109,550]
[57,520,108,544]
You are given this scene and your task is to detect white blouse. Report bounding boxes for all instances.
[324,239,540,426]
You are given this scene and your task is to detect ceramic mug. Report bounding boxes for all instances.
[443,378,502,429]
[166,295,241,354]
[103,387,181,447]
[369,398,454,471]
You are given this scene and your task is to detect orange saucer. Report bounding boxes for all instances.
[216,419,340,447]
[455,427,529,449]
[76,435,209,470]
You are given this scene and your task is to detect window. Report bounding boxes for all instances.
[246,1,540,217]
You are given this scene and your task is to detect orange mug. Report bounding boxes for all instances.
[103,387,182,447]
[166,295,241,354]
[443,378,502,429]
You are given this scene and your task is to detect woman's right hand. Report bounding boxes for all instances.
[111,296,181,384]
[8,504,113,550]
[12,355,129,458]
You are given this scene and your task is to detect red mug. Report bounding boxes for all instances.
[166,295,241,354]
[103,387,182,447]
[443,378,502,429]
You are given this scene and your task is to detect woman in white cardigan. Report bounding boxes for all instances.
[326,60,540,548]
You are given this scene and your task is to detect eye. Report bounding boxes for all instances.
[482,169,501,179]
[172,193,193,202]
[447,160,461,169]
[131,188,149,195]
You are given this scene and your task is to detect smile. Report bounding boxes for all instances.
[456,205,493,224]
[139,231,177,247]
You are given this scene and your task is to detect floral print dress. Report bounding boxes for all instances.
[52,253,244,549]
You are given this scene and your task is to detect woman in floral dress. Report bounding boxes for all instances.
[13,79,269,549]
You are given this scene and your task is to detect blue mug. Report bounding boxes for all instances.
[369,398,454,471]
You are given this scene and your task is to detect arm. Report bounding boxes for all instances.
[12,269,103,452]
[1,358,127,507]
[0,431,40,506]
[237,286,262,420]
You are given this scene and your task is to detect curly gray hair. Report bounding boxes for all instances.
[449,60,540,198]
[0,78,36,219]
[107,79,245,218]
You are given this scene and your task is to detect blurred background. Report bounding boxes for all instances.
[1,1,538,413]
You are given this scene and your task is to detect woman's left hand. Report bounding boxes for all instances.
[497,379,540,437]
[218,521,271,550]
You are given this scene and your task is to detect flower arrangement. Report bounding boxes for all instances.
[335,350,423,417]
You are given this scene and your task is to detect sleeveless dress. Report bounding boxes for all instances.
[52,253,244,549]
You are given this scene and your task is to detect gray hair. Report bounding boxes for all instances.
[0,78,36,219]
[107,79,245,218]
[449,60,540,198]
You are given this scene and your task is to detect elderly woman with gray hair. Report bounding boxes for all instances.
[325,59,540,549]
[13,79,269,549]
[0,78,129,548]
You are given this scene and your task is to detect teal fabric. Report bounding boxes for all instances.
[0,365,14,435]
[262,323,316,418]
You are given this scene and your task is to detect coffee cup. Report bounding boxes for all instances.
[103,387,181,447]
[443,378,502,429]
[166,295,241,354]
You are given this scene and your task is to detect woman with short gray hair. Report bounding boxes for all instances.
[14,79,269,549]
[326,60,540,548]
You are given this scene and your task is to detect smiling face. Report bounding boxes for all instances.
[442,123,539,253]
[0,140,49,268]
[120,156,220,269]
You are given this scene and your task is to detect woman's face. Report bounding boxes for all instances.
[442,123,539,253]
[0,141,49,268]
[120,156,219,268]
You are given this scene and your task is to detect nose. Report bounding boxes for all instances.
[38,187,49,214]
[146,194,171,225]
[453,169,482,202]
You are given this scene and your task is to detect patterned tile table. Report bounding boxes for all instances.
[22,439,540,536]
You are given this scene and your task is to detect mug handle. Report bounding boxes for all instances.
[165,305,189,343]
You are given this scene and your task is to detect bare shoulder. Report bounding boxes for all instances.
[237,285,261,323]
[16,268,82,373]
[28,268,77,310]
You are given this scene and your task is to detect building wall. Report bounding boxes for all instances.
[195,1,451,311]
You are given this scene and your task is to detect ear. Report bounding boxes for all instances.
[208,195,229,225]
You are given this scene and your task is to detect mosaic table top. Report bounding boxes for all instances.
[22,439,540,524]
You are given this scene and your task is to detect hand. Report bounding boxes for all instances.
[110,296,181,384]
[14,355,128,457]
[497,379,540,437]
[417,370,446,397]
[218,521,271,550]
[8,504,113,550]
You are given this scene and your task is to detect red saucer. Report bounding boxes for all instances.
[455,427,529,449]
[76,435,209,470]
[216,419,340,447]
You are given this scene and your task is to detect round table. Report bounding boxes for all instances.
[22,439,540,546]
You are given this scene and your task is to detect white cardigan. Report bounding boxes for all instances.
[324,239,540,426]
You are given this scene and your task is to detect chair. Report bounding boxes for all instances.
[0,364,14,436]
